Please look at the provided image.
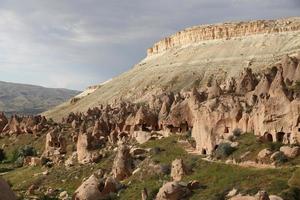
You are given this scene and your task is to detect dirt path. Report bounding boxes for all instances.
[178,140,278,169]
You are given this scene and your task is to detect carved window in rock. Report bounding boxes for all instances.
[224,127,229,133]
[276,132,285,143]
[264,132,273,142]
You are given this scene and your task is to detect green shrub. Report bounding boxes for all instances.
[232,128,242,137]
[215,143,236,159]
[280,187,300,200]
[272,152,288,164]
[268,142,282,151]
[19,145,37,157]
[10,145,37,166]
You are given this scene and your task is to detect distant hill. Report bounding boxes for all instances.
[0,81,80,116]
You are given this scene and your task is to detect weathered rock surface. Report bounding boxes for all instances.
[156,181,191,200]
[147,18,300,56]
[170,159,187,181]
[112,143,133,181]
[43,127,66,159]
[73,173,119,200]
[44,18,300,122]
[0,178,17,200]
[279,146,300,158]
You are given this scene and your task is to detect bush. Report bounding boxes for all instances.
[268,142,282,151]
[272,152,288,164]
[280,187,300,200]
[215,143,236,159]
[232,128,242,137]
[18,145,37,157]
[10,145,37,166]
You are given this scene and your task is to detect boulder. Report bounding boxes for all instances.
[73,175,103,200]
[0,178,17,200]
[257,149,272,162]
[156,181,191,200]
[280,146,300,158]
[133,131,152,144]
[170,159,187,181]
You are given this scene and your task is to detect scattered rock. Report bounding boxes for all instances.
[156,181,191,200]
[171,159,187,181]
[280,146,300,158]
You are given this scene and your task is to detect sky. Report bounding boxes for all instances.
[0,0,299,90]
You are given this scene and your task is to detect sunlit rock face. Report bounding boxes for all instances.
[147,18,300,56]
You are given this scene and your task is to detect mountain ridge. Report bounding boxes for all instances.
[0,81,80,116]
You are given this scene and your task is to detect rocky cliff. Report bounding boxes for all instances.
[44,17,300,121]
[147,17,300,56]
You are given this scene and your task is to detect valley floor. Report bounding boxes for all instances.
[1,133,300,200]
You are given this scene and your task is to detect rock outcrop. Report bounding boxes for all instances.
[147,18,300,56]
[42,127,66,162]
[156,181,191,200]
[171,159,187,181]
[73,172,119,200]
[112,143,133,181]
[0,178,17,200]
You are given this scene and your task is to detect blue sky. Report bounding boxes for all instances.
[0,0,299,90]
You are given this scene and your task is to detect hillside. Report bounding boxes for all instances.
[1,17,300,200]
[44,17,300,121]
[0,81,80,115]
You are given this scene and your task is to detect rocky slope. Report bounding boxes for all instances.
[44,17,300,121]
[0,81,80,115]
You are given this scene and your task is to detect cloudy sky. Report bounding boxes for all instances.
[0,0,299,90]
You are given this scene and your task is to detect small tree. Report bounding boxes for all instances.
[232,128,242,137]
[215,143,236,159]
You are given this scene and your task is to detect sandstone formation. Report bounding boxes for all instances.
[0,114,48,136]
[147,18,300,56]
[40,54,300,156]
[112,143,133,181]
[76,123,101,164]
[170,159,187,181]
[73,172,119,200]
[42,127,67,163]
[279,146,300,158]
[44,18,300,121]
[155,181,191,200]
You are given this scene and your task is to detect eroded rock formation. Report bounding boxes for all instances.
[112,143,133,181]
[147,18,300,56]
[0,178,17,200]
